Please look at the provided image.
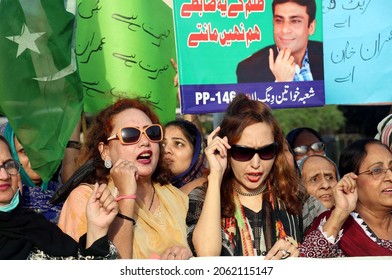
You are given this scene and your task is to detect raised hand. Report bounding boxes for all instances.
[87,183,118,229]
[86,183,119,248]
[205,126,231,176]
[110,158,139,196]
[333,172,358,214]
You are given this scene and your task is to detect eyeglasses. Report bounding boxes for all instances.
[230,142,278,162]
[293,141,325,156]
[357,166,392,180]
[107,124,163,145]
[0,160,21,176]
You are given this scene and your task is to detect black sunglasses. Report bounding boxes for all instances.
[107,124,163,145]
[230,142,278,162]
[293,141,325,156]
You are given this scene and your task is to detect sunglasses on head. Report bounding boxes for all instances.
[293,141,325,156]
[230,142,278,162]
[107,124,163,145]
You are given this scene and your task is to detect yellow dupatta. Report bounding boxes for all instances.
[132,183,189,259]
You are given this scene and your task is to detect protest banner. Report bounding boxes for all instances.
[173,0,325,114]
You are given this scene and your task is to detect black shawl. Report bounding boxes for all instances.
[0,201,79,260]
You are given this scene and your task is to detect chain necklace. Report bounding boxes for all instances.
[233,184,267,196]
[148,186,156,211]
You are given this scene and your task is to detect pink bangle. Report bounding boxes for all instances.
[115,194,137,202]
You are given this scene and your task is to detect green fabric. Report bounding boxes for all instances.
[0,0,83,182]
[75,0,177,124]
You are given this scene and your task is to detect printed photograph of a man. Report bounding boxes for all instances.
[236,0,324,83]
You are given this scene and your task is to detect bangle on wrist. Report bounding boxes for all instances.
[116,213,136,225]
[66,140,81,149]
[115,194,137,202]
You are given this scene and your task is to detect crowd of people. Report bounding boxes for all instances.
[1,92,391,260]
[1,0,391,260]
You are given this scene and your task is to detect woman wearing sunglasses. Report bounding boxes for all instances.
[0,135,118,260]
[300,138,392,257]
[53,98,192,259]
[187,94,303,259]
[286,127,326,163]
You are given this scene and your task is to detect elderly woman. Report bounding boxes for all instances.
[299,154,338,210]
[298,155,338,231]
[300,138,392,257]
[0,135,118,260]
[0,123,64,223]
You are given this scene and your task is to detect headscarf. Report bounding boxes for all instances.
[298,154,340,180]
[286,127,324,150]
[0,122,48,190]
[168,120,207,188]
[298,154,337,229]
[375,114,392,150]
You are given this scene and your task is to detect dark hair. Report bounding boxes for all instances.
[272,0,316,25]
[286,127,324,149]
[338,138,388,177]
[218,94,302,216]
[164,120,207,188]
[165,120,198,150]
[77,97,172,185]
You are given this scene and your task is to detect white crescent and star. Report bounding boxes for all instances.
[6,24,45,57]
[5,22,76,81]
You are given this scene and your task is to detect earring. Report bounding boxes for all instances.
[104,159,112,169]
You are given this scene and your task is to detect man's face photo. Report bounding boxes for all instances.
[273,2,315,63]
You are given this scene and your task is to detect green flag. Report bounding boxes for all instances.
[0,0,83,181]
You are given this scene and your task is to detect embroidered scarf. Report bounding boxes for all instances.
[222,181,298,256]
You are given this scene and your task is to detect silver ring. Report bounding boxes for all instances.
[281,249,291,259]
[169,252,177,258]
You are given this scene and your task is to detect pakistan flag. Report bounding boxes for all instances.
[0,0,83,181]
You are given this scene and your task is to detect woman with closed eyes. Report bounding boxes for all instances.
[187,94,303,259]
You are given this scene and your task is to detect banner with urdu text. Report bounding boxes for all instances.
[173,0,325,114]
[75,0,177,124]
[323,0,392,104]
